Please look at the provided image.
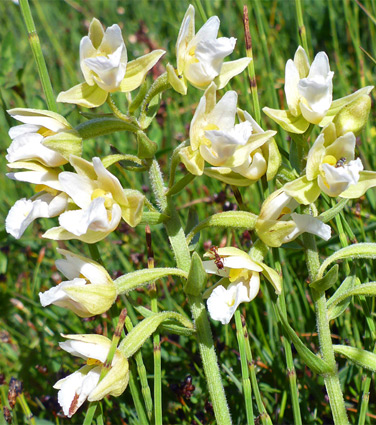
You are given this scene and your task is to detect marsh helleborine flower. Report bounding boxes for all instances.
[39,249,117,317]
[43,156,145,243]
[167,5,251,95]
[203,247,281,324]
[54,334,129,417]
[57,18,165,108]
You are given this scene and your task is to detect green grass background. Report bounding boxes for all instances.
[1,0,376,424]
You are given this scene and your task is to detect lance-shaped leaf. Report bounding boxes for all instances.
[333,345,376,372]
[328,282,376,310]
[132,305,195,336]
[114,268,188,294]
[76,117,140,140]
[327,275,359,321]
[184,252,207,296]
[186,211,257,244]
[119,312,194,358]
[276,303,331,374]
[167,174,196,196]
[309,264,338,293]
[319,198,348,223]
[317,243,376,279]
[101,154,143,169]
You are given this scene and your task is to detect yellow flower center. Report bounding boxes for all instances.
[91,188,114,209]
[35,184,58,196]
[87,358,102,366]
[229,268,249,283]
[226,297,236,307]
[37,128,55,138]
[322,155,337,166]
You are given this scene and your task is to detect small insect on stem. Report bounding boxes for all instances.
[208,246,224,270]
[335,157,347,168]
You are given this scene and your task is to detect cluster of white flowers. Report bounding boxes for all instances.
[5,3,376,419]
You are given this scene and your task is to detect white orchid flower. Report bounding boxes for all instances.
[54,334,129,417]
[167,5,251,95]
[6,109,80,167]
[39,249,117,317]
[203,247,281,324]
[180,83,276,184]
[5,160,68,239]
[43,156,144,243]
[285,46,333,124]
[57,18,165,108]
[255,189,331,248]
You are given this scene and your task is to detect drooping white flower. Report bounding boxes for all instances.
[54,334,129,417]
[203,247,281,324]
[6,192,68,239]
[167,5,251,94]
[255,189,331,247]
[39,249,117,317]
[43,156,144,243]
[6,109,77,167]
[57,18,165,108]
[285,46,333,124]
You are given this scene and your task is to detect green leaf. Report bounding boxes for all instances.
[139,92,161,130]
[187,211,258,244]
[119,312,194,358]
[167,174,196,196]
[309,264,339,292]
[333,345,376,372]
[185,208,200,251]
[317,243,376,279]
[114,268,188,294]
[328,282,376,311]
[101,154,143,169]
[327,275,359,321]
[76,117,140,140]
[184,252,207,296]
[276,302,331,374]
[319,198,348,223]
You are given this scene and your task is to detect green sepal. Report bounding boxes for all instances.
[276,302,331,374]
[76,117,140,140]
[187,211,258,244]
[136,131,157,159]
[114,267,188,294]
[43,130,82,160]
[317,243,376,279]
[119,312,194,358]
[339,171,376,199]
[57,82,108,108]
[139,211,169,225]
[184,252,207,296]
[333,345,376,372]
[327,275,359,321]
[203,167,255,186]
[283,176,321,205]
[262,107,310,134]
[309,264,338,293]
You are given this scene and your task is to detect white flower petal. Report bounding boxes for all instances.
[319,158,363,196]
[8,124,40,139]
[209,90,238,128]
[285,59,301,116]
[59,340,109,363]
[7,170,62,191]
[286,213,331,242]
[59,172,95,208]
